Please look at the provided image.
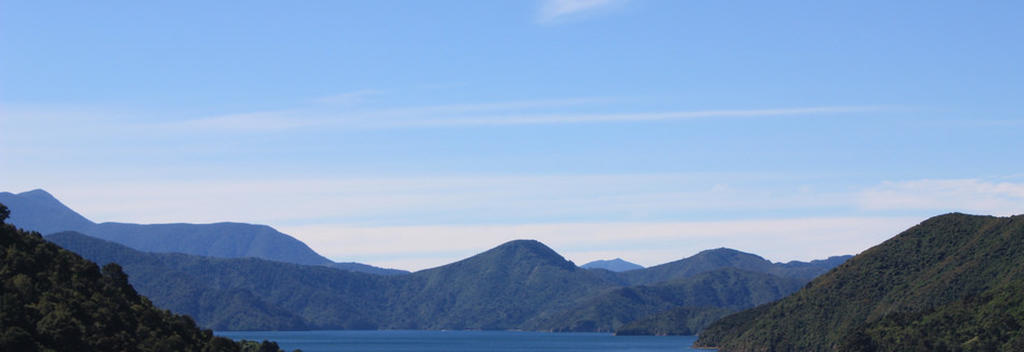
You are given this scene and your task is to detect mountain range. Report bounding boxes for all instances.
[0,189,850,334]
[695,213,1024,351]
[6,189,1023,349]
[46,231,847,333]
[0,189,406,275]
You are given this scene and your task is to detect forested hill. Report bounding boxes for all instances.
[696,213,1024,351]
[0,204,288,351]
[0,189,407,275]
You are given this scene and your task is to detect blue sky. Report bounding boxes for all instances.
[2,0,1023,270]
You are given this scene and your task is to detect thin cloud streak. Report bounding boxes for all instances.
[1,99,888,135]
[538,0,621,23]
[312,89,383,105]
[173,105,883,132]
[35,173,852,226]
[410,106,882,127]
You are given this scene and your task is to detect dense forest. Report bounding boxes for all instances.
[0,203,290,352]
[695,213,1024,351]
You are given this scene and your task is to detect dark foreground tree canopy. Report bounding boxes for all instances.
[0,211,290,352]
[696,213,1024,352]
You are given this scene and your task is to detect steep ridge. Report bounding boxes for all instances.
[2,189,406,274]
[0,189,94,235]
[696,213,1024,351]
[0,209,287,351]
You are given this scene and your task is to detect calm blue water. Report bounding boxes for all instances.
[216,330,709,352]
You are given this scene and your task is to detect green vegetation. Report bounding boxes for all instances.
[0,204,290,351]
[696,213,1024,351]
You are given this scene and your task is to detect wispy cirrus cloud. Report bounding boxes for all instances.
[537,0,624,23]
[411,106,880,127]
[0,97,888,134]
[312,89,383,105]
[172,104,883,132]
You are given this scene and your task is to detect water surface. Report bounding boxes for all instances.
[216,330,708,352]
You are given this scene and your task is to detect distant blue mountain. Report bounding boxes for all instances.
[0,189,407,275]
[581,258,644,272]
[0,189,94,235]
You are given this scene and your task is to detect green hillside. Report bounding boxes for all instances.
[0,204,287,352]
[696,213,1024,351]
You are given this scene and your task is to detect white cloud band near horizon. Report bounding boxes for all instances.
[8,175,1023,271]
[282,216,922,271]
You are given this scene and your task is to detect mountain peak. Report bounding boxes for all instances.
[696,247,751,255]
[490,239,567,263]
[581,258,644,272]
[0,188,95,234]
[692,247,769,262]
[494,239,552,251]
[18,188,58,200]
[427,239,576,273]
